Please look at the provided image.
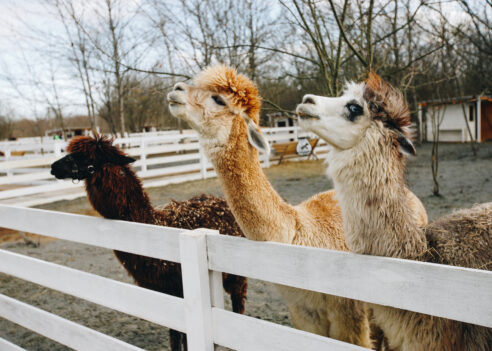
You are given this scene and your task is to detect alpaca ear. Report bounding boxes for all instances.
[115,154,136,165]
[397,131,416,156]
[243,114,270,155]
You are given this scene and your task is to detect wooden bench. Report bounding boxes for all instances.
[0,151,26,157]
[271,138,319,164]
[11,151,26,157]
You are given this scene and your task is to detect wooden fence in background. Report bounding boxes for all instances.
[0,127,329,207]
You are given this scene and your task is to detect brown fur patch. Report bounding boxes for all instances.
[363,72,411,136]
[425,202,492,270]
[67,135,128,163]
[194,65,262,123]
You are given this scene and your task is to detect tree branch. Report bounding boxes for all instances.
[327,0,368,67]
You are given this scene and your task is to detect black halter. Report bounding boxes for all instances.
[66,154,96,183]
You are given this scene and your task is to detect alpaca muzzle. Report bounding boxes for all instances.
[50,154,96,181]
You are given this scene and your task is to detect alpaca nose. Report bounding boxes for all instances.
[302,95,316,105]
[173,82,188,92]
[50,160,64,178]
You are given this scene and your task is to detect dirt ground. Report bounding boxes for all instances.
[1,143,491,350]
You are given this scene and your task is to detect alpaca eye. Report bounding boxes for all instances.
[346,103,363,121]
[348,103,362,114]
[212,95,226,106]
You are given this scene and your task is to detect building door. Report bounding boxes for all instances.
[481,101,492,141]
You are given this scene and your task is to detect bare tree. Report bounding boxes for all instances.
[105,0,127,134]
[275,0,436,98]
[0,103,14,140]
[429,103,446,196]
[279,0,349,95]
[456,0,492,57]
[51,0,98,129]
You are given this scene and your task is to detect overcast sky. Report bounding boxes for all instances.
[0,0,145,119]
[0,0,475,120]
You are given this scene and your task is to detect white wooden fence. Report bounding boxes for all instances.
[0,205,491,350]
[0,127,329,207]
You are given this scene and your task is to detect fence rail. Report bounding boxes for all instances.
[0,205,491,350]
[0,127,330,206]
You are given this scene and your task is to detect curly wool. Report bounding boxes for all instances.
[67,136,247,351]
[194,65,262,123]
[363,72,412,136]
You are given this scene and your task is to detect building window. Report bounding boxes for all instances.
[469,105,475,122]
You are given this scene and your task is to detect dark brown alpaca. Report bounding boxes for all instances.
[50,135,247,351]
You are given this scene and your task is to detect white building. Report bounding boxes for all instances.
[418,95,492,143]
[265,112,297,128]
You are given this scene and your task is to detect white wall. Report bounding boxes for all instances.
[425,103,477,142]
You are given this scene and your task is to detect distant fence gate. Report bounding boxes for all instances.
[0,205,491,350]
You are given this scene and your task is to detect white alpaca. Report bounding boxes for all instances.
[296,72,492,351]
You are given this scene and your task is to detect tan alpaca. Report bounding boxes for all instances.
[167,65,427,347]
[297,72,492,351]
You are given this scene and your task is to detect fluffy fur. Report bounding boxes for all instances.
[168,65,429,348]
[194,65,262,122]
[363,72,412,135]
[57,136,248,351]
[425,203,492,270]
[323,74,492,350]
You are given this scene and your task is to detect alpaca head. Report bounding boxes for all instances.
[167,65,269,155]
[296,72,415,156]
[50,135,136,180]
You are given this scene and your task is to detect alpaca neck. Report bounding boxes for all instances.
[202,118,297,243]
[328,128,427,259]
[85,165,157,225]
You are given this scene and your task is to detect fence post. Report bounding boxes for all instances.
[263,131,271,169]
[260,129,271,168]
[201,229,224,309]
[263,149,270,168]
[54,141,62,157]
[199,145,207,179]
[5,149,12,177]
[140,138,147,173]
[180,229,215,351]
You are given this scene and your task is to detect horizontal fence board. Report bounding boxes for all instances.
[0,171,215,208]
[0,294,143,351]
[0,156,59,170]
[114,133,198,145]
[139,163,201,179]
[0,181,81,200]
[0,250,186,332]
[262,126,298,133]
[212,308,367,351]
[0,170,51,185]
[207,235,492,328]
[0,337,25,351]
[143,171,217,189]
[5,167,48,174]
[0,205,183,262]
[134,152,199,167]
[5,190,87,208]
[126,142,200,156]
